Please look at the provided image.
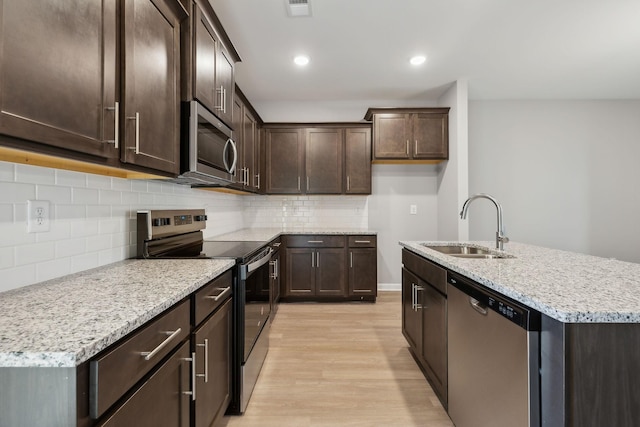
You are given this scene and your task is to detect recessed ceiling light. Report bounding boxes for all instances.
[410,55,427,66]
[294,55,310,66]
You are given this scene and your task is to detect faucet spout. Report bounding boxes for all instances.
[460,193,509,251]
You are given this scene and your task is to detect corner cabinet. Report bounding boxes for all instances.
[364,108,449,162]
[263,124,372,195]
[401,249,448,408]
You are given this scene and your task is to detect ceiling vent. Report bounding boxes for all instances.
[285,0,312,17]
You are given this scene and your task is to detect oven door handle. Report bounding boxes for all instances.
[246,248,274,275]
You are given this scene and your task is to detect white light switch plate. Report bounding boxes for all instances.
[410,205,418,215]
[27,200,50,233]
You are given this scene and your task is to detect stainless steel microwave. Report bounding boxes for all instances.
[171,101,237,186]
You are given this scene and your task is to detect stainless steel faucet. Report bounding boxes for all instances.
[460,193,509,251]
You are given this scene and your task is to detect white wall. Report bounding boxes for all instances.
[468,100,640,263]
[437,80,469,241]
[368,164,439,286]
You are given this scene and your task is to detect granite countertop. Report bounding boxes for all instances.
[0,258,235,368]
[208,227,377,242]
[400,241,640,323]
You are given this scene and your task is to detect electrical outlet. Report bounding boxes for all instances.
[27,200,50,233]
[410,204,418,215]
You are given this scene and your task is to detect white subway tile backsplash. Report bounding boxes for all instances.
[36,258,71,283]
[0,247,14,269]
[111,177,132,191]
[86,205,110,219]
[0,161,14,182]
[71,220,99,238]
[15,241,55,266]
[72,188,99,204]
[99,189,122,205]
[2,182,36,203]
[0,204,13,222]
[0,222,36,247]
[35,221,71,243]
[15,164,55,185]
[1,265,36,292]
[70,252,99,273]
[55,237,87,258]
[86,174,112,190]
[57,204,87,220]
[56,169,87,187]
[37,185,72,204]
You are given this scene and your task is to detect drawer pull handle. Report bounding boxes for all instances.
[196,338,209,383]
[307,240,323,243]
[141,328,182,361]
[354,240,371,244]
[204,286,231,302]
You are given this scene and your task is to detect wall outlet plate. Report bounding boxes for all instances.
[27,200,50,233]
[410,204,418,215]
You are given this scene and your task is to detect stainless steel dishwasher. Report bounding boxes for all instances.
[447,272,540,427]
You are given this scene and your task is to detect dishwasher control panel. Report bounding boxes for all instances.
[448,273,540,330]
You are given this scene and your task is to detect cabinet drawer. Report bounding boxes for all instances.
[348,235,377,248]
[402,249,447,295]
[90,299,190,419]
[286,235,346,248]
[194,270,233,326]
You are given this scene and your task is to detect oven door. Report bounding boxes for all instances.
[241,248,273,361]
[185,101,237,184]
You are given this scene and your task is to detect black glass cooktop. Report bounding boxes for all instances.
[201,240,268,261]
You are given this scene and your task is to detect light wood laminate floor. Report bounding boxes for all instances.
[220,292,454,427]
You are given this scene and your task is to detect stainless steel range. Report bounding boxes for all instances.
[137,209,271,414]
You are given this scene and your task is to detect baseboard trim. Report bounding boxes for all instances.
[378,283,401,291]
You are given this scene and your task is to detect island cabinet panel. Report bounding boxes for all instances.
[541,317,640,427]
[0,0,118,159]
[401,248,448,408]
[121,0,184,175]
[305,128,343,194]
[264,128,305,194]
[344,128,372,194]
[97,341,191,427]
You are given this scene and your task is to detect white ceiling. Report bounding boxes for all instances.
[207,0,640,122]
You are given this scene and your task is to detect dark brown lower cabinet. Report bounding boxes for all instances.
[348,236,377,298]
[401,249,448,408]
[285,248,347,297]
[193,298,232,427]
[97,341,191,427]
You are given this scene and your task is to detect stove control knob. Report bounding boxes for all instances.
[194,215,208,222]
[153,218,170,226]
[152,218,162,227]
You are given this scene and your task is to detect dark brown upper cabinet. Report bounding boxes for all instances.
[263,124,371,195]
[0,0,187,177]
[344,127,372,194]
[0,0,118,159]
[365,108,449,162]
[231,88,260,193]
[121,0,186,175]
[191,1,234,126]
[305,128,343,194]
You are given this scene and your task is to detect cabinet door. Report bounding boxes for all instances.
[305,128,343,194]
[243,108,257,191]
[348,248,377,296]
[193,5,217,113]
[344,128,372,194]
[422,284,448,405]
[0,0,118,158]
[316,248,347,296]
[402,268,423,352]
[373,114,409,159]
[121,0,183,174]
[215,48,234,125]
[98,341,191,427]
[265,129,304,194]
[231,94,245,187]
[285,248,315,295]
[193,299,231,427]
[412,113,448,159]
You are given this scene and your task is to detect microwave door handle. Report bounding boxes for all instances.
[223,138,238,174]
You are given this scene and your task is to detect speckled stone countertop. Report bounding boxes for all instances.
[401,241,640,323]
[208,227,377,242]
[0,259,235,368]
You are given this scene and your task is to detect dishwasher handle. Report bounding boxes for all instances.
[469,297,488,316]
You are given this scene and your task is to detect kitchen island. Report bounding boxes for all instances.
[401,240,640,427]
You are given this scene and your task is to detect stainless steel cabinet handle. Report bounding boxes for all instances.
[350,251,353,268]
[127,112,140,154]
[307,176,310,191]
[411,283,416,311]
[297,176,301,191]
[415,140,418,154]
[196,338,209,383]
[222,87,227,114]
[316,252,320,268]
[256,173,260,189]
[347,176,350,191]
[354,240,371,244]
[307,240,324,243]
[181,353,196,400]
[311,252,315,268]
[216,86,224,111]
[204,286,231,302]
[275,258,279,279]
[141,328,182,361]
[415,285,424,310]
[105,102,119,148]
[406,140,409,155]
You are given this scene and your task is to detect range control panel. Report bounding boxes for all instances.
[138,209,207,240]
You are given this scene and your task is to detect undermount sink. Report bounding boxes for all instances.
[421,244,514,259]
